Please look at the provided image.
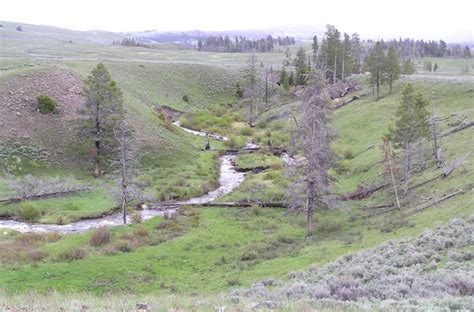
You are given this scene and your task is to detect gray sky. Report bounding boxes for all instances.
[1,0,473,41]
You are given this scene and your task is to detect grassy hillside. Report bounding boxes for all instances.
[1,66,472,296]
[0,24,472,308]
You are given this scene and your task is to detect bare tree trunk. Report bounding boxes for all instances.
[431,105,440,167]
[388,141,401,210]
[403,142,410,196]
[341,46,345,82]
[94,138,101,178]
[389,77,393,95]
[265,69,268,107]
[376,69,380,101]
[94,106,101,178]
[333,51,337,84]
[306,179,315,239]
[119,128,127,224]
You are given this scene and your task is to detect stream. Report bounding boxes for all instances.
[0,122,293,233]
[0,126,245,233]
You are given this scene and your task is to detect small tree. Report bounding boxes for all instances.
[80,63,124,178]
[401,59,416,75]
[385,46,400,95]
[433,63,438,72]
[388,84,430,195]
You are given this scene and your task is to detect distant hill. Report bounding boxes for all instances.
[0,21,122,44]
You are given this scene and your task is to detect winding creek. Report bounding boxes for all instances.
[0,123,293,233]
[0,125,244,233]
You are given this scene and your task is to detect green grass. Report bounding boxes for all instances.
[233,153,283,170]
[0,27,473,302]
[0,189,115,224]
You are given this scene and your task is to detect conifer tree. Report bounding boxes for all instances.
[388,84,430,195]
[366,42,386,100]
[385,45,401,94]
[80,63,124,178]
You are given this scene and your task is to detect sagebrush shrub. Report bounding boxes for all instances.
[90,227,111,246]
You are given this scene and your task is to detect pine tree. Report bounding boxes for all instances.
[312,35,318,65]
[388,84,430,195]
[365,42,386,101]
[295,46,308,85]
[385,45,400,95]
[80,63,124,178]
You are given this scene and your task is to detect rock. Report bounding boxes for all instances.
[367,144,374,150]
[80,304,89,311]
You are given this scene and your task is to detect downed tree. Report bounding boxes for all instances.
[442,152,470,177]
[148,202,287,210]
[340,183,389,201]
[405,189,465,216]
[440,119,473,138]
[0,188,91,204]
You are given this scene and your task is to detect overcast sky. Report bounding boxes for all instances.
[1,0,472,41]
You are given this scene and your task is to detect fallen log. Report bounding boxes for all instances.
[405,189,465,216]
[443,153,470,177]
[148,202,287,209]
[0,188,91,204]
[359,203,394,210]
[366,206,399,218]
[234,166,270,173]
[340,183,389,201]
[440,119,473,138]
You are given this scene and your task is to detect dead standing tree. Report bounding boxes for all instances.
[287,70,333,239]
[245,53,258,126]
[112,119,147,224]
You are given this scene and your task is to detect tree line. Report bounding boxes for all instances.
[197,35,295,53]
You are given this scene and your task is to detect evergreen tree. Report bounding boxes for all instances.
[388,84,430,195]
[312,35,318,65]
[434,63,438,72]
[351,33,363,73]
[80,63,124,178]
[365,41,386,100]
[295,46,308,85]
[385,45,400,95]
[341,33,353,80]
[402,59,416,75]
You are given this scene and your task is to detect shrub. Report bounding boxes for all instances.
[342,147,354,159]
[26,250,49,262]
[131,212,143,224]
[182,95,190,102]
[37,95,57,114]
[16,25,23,32]
[240,126,254,136]
[16,203,41,221]
[57,247,87,261]
[335,160,351,175]
[134,227,149,238]
[240,250,258,261]
[227,278,241,286]
[113,240,134,253]
[318,220,342,233]
[90,227,111,246]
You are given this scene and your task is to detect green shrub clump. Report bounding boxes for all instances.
[16,203,42,221]
[37,95,57,114]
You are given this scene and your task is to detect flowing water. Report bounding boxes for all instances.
[0,123,294,233]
